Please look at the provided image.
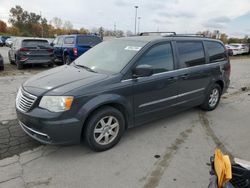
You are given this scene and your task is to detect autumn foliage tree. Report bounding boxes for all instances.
[0,20,7,33]
[6,5,90,37]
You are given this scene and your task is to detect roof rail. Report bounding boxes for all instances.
[139,32,176,36]
[169,33,206,37]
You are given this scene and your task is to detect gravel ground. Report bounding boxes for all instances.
[0,46,53,77]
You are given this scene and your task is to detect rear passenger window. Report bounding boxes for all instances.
[64,37,75,44]
[136,43,174,74]
[205,41,227,63]
[176,41,205,68]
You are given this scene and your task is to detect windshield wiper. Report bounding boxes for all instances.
[73,63,97,73]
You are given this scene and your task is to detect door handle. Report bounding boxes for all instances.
[181,74,189,80]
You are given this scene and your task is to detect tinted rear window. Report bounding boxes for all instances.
[22,40,49,47]
[77,36,101,46]
[176,41,205,68]
[205,41,227,63]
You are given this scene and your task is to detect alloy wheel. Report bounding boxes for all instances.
[208,88,219,108]
[93,116,120,145]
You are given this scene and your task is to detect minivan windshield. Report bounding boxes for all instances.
[74,40,147,74]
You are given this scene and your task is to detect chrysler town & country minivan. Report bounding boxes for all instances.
[16,33,230,151]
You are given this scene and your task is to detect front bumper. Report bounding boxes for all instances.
[16,108,83,145]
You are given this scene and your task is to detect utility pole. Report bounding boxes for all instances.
[134,6,138,35]
[137,17,141,34]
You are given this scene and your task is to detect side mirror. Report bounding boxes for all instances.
[133,64,153,78]
[50,43,54,47]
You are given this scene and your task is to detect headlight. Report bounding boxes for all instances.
[39,96,74,112]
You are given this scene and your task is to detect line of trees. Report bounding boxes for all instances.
[0,5,128,38]
[0,5,89,37]
[1,5,249,43]
[197,30,250,44]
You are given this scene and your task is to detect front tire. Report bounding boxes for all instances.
[84,107,125,151]
[200,84,221,111]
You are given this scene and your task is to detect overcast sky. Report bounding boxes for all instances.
[0,0,249,37]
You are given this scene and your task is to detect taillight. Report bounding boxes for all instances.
[73,48,78,56]
[47,48,53,53]
[20,57,28,61]
[19,47,29,52]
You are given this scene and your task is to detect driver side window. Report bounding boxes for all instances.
[136,43,174,74]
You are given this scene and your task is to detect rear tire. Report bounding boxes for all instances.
[64,55,71,65]
[8,53,15,65]
[84,106,125,151]
[16,58,23,70]
[48,62,54,68]
[200,84,222,111]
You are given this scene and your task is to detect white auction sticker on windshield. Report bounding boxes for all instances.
[124,46,142,51]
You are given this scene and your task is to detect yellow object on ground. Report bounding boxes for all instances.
[214,149,232,188]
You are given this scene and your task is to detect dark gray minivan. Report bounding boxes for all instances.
[16,34,230,151]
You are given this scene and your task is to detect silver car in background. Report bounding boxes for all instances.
[229,43,249,55]
[5,37,14,47]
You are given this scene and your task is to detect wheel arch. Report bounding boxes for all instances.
[78,94,133,138]
[215,80,224,91]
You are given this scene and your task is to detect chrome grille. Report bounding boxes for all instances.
[16,88,37,112]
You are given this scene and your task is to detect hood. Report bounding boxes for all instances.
[23,65,108,96]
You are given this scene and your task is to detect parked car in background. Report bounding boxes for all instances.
[46,38,54,44]
[225,45,234,56]
[246,43,250,54]
[0,53,4,70]
[0,38,3,47]
[225,44,238,56]
[0,36,10,46]
[51,34,102,64]
[8,38,54,69]
[229,43,249,55]
[16,34,230,151]
[5,37,14,47]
